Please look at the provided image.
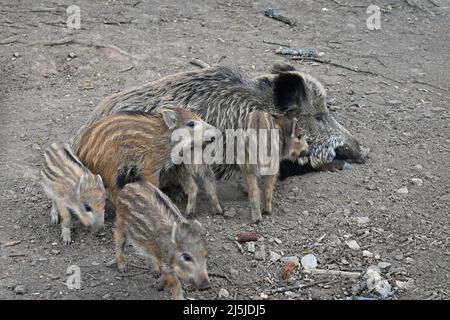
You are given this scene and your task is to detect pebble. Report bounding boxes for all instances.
[346,240,360,250]
[414,164,423,170]
[396,279,414,290]
[218,288,230,298]
[273,237,282,244]
[302,210,309,216]
[102,293,111,299]
[377,262,392,271]
[411,178,423,187]
[397,187,409,194]
[247,242,255,253]
[301,254,318,270]
[356,216,370,225]
[405,257,414,264]
[229,267,239,278]
[270,251,281,263]
[31,143,41,151]
[14,285,27,295]
[255,244,265,260]
[362,250,374,258]
[260,292,269,300]
[68,52,77,58]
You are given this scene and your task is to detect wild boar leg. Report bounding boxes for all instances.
[54,199,71,245]
[114,215,127,273]
[161,265,184,300]
[241,167,262,223]
[201,166,223,215]
[180,174,198,217]
[50,200,59,224]
[262,174,277,215]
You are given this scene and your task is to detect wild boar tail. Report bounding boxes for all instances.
[116,162,143,189]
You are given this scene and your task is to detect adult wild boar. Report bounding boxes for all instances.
[72,64,367,175]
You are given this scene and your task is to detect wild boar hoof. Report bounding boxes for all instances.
[61,229,71,245]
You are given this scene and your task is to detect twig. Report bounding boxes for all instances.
[208,272,232,283]
[29,37,142,60]
[291,56,403,84]
[303,268,361,278]
[268,280,327,294]
[412,79,446,91]
[263,40,291,47]
[9,253,28,258]
[234,240,244,254]
[118,65,134,73]
[190,58,210,69]
[263,8,295,26]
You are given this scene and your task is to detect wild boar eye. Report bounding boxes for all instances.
[181,253,193,262]
[84,204,92,212]
[186,121,196,128]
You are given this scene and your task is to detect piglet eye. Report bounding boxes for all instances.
[84,204,92,212]
[181,253,193,262]
[186,121,195,128]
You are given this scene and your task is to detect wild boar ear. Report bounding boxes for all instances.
[290,117,298,138]
[271,63,297,74]
[272,72,307,113]
[161,109,178,129]
[192,219,207,236]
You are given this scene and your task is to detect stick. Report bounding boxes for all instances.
[29,37,142,60]
[268,281,326,294]
[412,79,446,91]
[208,272,232,283]
[291,56,403,84]
[234,240,244,254]
[263,9,295,26]
[190,58,210,69]
[263,40,291,47]
[303,268,361,278]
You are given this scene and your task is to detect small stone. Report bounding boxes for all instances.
[302,210,309,216]
[48,274,60,280]
[377,262,392,271]
[218,288,230,298]
[375,279,392,298]
[346,240,360,250]
[255,244,265,260]
[397,187,408,194]
[13,52,21,58]
[363,250,374,258]
[224,207,237,219]
[229,267,239,278]
[247,242,255,253]
[301,254,318,270]
[270,251,281,262]
[395,253,404,261]
[50,249,60,255]
[273,238,282,244]
[343,208,351,215]
[356,216,370,225]
[405,257,414,264]
[102,293,111,299]
[414,164,423,170]
[260,292,268,300]
[387,99,402,105]
[396,279,414,290]
[14,285,27,295]
[68,52,77,58]
[411,178,423,187]
[280,256,300,267]
[32,143,41,151]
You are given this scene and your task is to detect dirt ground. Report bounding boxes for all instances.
[1,0,449,300]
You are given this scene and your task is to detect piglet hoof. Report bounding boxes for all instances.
[117,262,128,273]
[156,276,166,291]
[251,215,263,224]
[262,206,272,215]
[61,229,71,245]
[51,214,59,225]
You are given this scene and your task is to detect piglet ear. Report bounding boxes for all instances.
[77,173,87,197]
[192,219,207,236]
[171,222,178,244]
[271,63,297,74]
[96,174,106,192]
[161,109,178,130]
[272,72,307,113]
